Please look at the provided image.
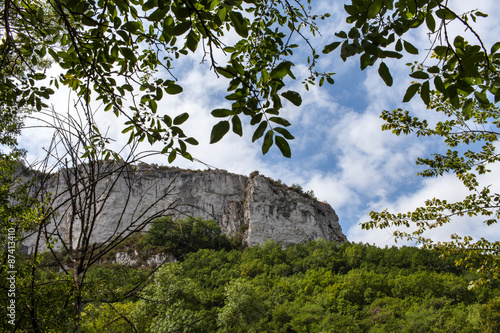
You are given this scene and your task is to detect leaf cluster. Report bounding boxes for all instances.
[327,0,499,116]
[330,1,500,283]
[1,0,334,160]
[366,89,500,284]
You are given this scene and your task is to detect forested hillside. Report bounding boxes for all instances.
[9,218,497,333]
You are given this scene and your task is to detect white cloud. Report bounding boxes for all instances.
[349,163,500,246]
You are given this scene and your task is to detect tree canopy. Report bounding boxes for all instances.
[1,0,499,295]
[0,0,334,160]
[81,241,500,332]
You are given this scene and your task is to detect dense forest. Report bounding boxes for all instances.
[3,217,499,332]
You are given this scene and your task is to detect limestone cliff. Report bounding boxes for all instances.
[244,171,346,247]
[22,163,346,253]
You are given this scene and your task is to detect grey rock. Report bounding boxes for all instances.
[244,172,346,247]
[113,251,174,267]
[22,163,347,253]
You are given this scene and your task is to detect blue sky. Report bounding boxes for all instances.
[18,0,500,246]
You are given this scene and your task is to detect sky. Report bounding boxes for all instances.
[18,0,500,247]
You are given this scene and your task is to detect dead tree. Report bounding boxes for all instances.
[22,106,181,332]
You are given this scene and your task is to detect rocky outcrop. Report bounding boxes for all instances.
[244,172,346,247]
[113,251,174,267]
[21,163,347,253]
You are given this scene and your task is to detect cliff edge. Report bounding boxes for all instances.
[22,163,347,253]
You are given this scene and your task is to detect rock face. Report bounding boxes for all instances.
[22,163,346,253]
[244,172,346,247]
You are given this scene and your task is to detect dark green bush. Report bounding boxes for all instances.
[142,216,236,260]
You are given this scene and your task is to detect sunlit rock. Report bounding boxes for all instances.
[22,163,347,253]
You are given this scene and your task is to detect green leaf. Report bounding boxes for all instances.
[403,83,420,103]
[491,42,500,54]
[420,80,430,105]
[225,92,243,100]
[262,130,274,155]
[269,117,291,127]
[447,84,458,99]
[434,46,450,57]
[409,71,430,79]
[435,8,456,20]
[122,125,135,134]
[426,12,436,32]
[185,137,199,145]
[173,21,191,36]
[48,48,60,62]
[403,40,419,54]
[270,61,292,80]
[360,53,370,70]
[149,99,158,113]
[232,115,243,136]
[363,41,379,56]
[335,31,347,39]
[211,109,233,117]
[322,41,341,54]
[252,121,267,142]
[250,113,263,125]
[378,62,393,86]
[166,84,183,95]
[275,136,291,158]
[216,67,234,79]
[382,51,403,59]
[115,0,129,12]
[281,91,302,106]
[210,121,230,143]
[186,31,199,52]
[340,41,357,60]
[177,138,187,151]
[427,66,440,74]
[453,35,465,50]
[168,149,177,163]
[229,11,248,38]
[348,27,360,39]
[261,69,270,83]
[182,151,193,161]
[163,115,172,127]
[274,127,294,140]
[494,88,500,103]
[217,6,227,22]
[120,48,136,61]
[434,76,446,93]
[395,39,403,52]
[456,79,474,94]
[148,8,169,22]
[475,91,490,105]
[344,4,360,16]
[173,112,189,125]
[407,0,416,14]
[462,98,473,120]
[122,21,141,33]
[368,0,383,19]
